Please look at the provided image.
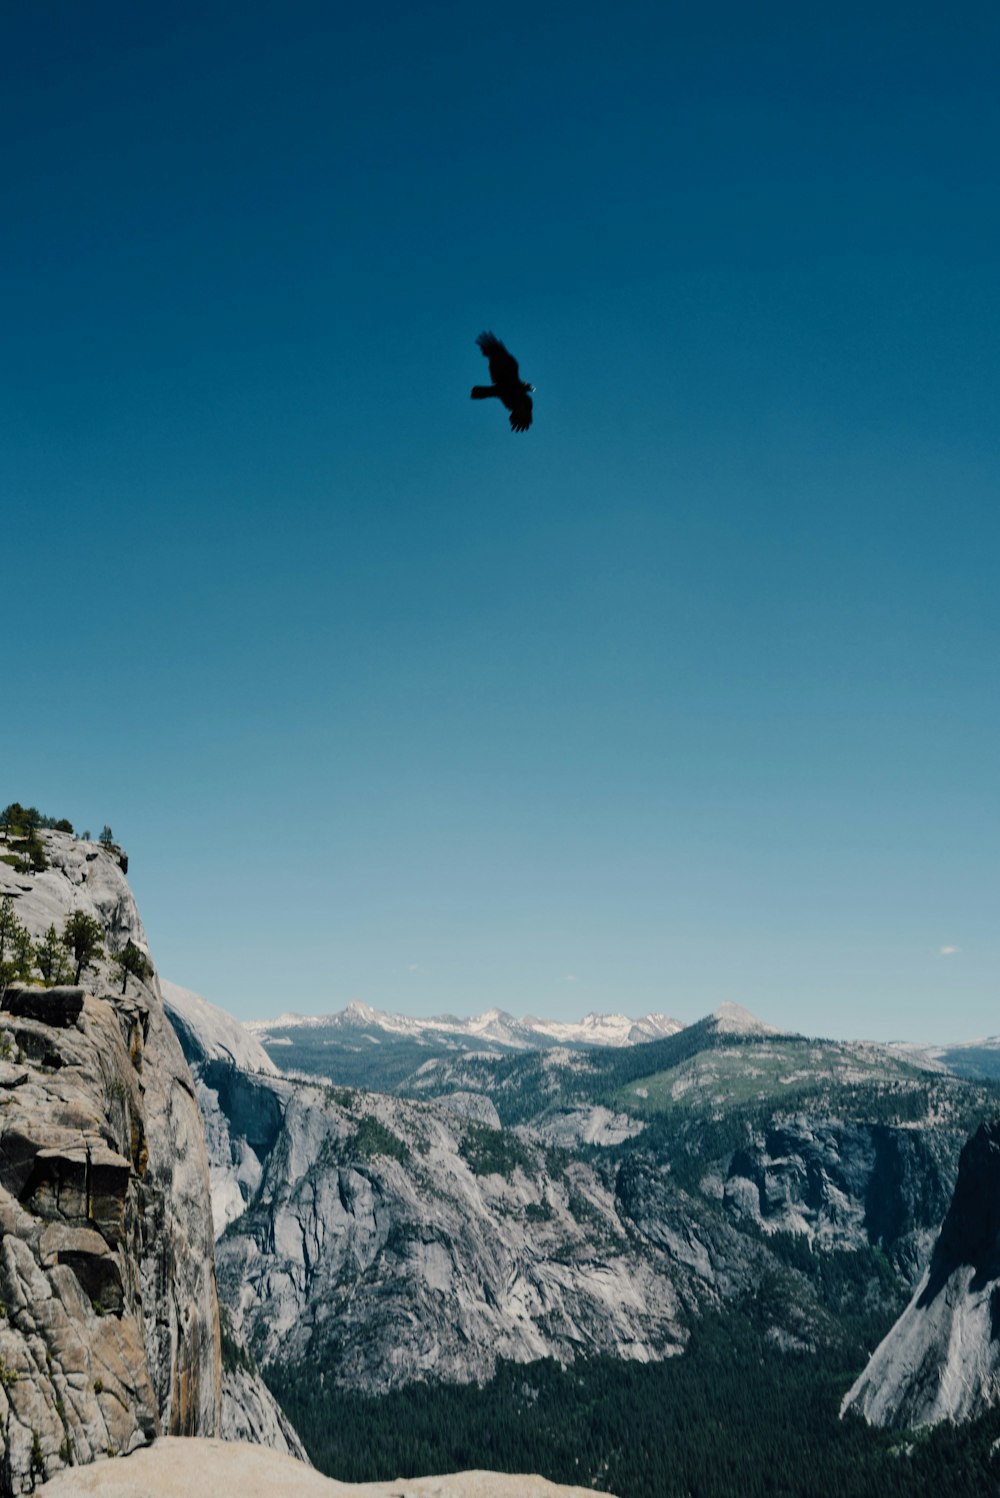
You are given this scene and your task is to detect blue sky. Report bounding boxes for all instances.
[4,2,998,1041]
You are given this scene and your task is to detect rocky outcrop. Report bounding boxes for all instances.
[219,1370,307,1460]
[841,1115,1000,1428]
[720,1116,957,1278]
[167,985,686,1392]
[214,1078,686,1392]
[37,1436,610,1497]
[160,982,277,1080]
[0,833,221,1492]
[159,981,279,1239]
[166,980,974,1399]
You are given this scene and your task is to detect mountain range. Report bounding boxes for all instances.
[5,825,1000,1496]
[247,999,685,1052]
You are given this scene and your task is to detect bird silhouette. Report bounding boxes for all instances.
[470,331,534,433]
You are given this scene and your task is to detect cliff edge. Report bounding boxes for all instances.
[0,830,221,1492]
[842,1114,1000,1428]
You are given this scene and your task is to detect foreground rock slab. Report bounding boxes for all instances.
[38,1437,610,1498]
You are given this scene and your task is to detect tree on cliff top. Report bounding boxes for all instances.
[62,911,104,985]
[114,939,148,994]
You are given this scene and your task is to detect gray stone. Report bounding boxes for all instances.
[842,1115,1000,1428]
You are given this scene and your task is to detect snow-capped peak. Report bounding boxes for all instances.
[248,1002,685,1051]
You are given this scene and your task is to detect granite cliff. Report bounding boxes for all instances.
[176,986,987,1400]
[0,828,299,1492]
[842,1114,1000,1428]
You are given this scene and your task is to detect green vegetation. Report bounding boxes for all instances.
[458,1122,534,1179]
[266,1309,1000,1498]
[1,803,73,836]
[0,802,54,872]
[0,896,35,999]
[29,1429,45,1483]
[61,911,104,985]
[619,1038,913,1116]
[114,938,148,993]
[348,1114,411,1164]
[35,924,71,986]
[253,1019,1000,1497]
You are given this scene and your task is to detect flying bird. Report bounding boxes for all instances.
[471,331,534,433]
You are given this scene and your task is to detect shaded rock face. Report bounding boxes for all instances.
[721,1118,957,1277]
[160,981,277,1080]
[842,1116,1000,1429]
[0,832,221,1493]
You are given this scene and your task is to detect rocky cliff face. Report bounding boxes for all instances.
[717,1116,958,1280]
[214,1075,688,1391]
[0,832,223,1492]
[841,1115,1000,1429]
[185,1003,966,1395]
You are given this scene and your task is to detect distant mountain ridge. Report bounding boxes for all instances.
[247,1001,685,1052]
[167,980,995,1413]
[242,1000,786,1091]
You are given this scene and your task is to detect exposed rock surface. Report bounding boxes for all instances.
[436,1094,502,1129]
[711,1001,783,1035]
[528,1106,644,1149]
[219,1370,308,1460]
[159,980,279,1238]
[720,1116,956,1276]
[215,1079,686,1391]
[842,1115,1000,1428]
[0,832,222,1492]
[160,982,276,1078]
[38,1436,608,1497]
[168,985,976,1399]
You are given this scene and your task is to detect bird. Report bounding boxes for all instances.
[471,331,534,433]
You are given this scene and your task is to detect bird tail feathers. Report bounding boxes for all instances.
[470,385,496,399]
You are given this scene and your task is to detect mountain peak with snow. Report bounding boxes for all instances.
[247,1002,684,1052]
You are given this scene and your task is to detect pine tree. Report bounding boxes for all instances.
[36,924,70,986]
[114,939,148,994]
[0,896,19,966]
[61,911,104,985]
[0,896,33,997]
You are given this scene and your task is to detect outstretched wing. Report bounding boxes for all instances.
[508,394,533,433]
[477,330,521,387]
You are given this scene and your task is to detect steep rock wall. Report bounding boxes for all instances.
[841,1115,1000,1428]
[0,832,221,1492]
[214,1078,687,1391]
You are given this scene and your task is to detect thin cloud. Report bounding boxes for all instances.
[408,964,420,972]
[561,974,579,983]
[939,945,961,957]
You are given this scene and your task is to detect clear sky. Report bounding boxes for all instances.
[4,2,998,1042]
